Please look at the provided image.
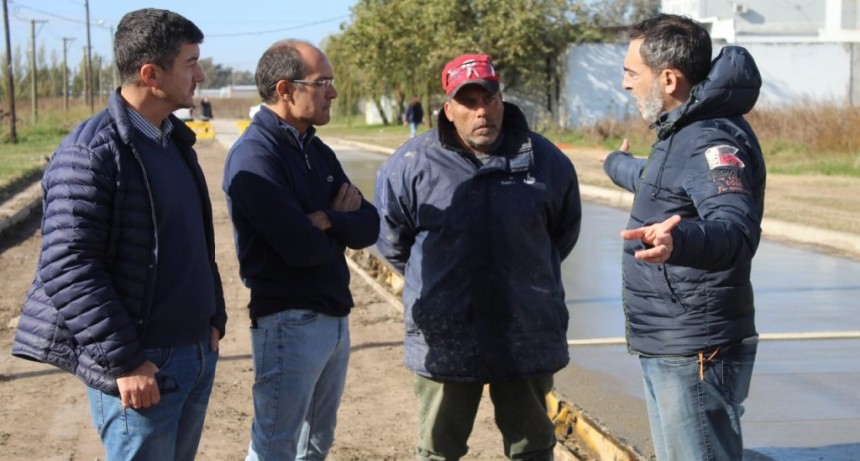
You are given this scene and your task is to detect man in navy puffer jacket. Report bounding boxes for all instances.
[602,14,765,461]
[12,9,226,460]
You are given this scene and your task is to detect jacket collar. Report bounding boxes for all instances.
[436,101,533,173]
[108,89,197,150]
[254,104,317,150]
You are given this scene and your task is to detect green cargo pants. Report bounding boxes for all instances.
[413,374,556,461]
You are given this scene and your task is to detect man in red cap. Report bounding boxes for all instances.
[375,53,582,460]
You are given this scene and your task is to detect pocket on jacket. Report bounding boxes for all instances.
[650,264,689,316]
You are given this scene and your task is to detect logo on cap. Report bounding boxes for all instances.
[441,54,500,98]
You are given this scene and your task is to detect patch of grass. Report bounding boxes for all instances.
[0,122,69,199]
[2,99,858,205]
[565,104,860,176]
[318,117,414,150]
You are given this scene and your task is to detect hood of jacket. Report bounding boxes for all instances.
[656,46,762,140]
[436,101,532,161]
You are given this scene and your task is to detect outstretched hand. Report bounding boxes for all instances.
[599,138,630,163]
[620,215,682,264]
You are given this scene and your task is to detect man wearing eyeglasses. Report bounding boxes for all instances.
[375,53,582,461]
[222,39,380,461]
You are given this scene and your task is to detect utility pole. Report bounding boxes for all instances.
[2,0,17,143]
[84,0,93,113]
[62,37,74,113]
[29,20,47,124]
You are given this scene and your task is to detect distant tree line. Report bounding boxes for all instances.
[0,49,255,103]
[0,0,656,111]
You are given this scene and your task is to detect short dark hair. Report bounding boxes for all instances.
[629,14,712,86]
[114,9,203,84]
[255,40,310,103]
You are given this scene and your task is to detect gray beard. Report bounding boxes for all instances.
[639,81,664,124]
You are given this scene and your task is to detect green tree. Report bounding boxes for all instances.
[48,50,65,97]
[198,58,256,89]
[231,69,254,85]
[590,0,660,27]
[326,0,600,126]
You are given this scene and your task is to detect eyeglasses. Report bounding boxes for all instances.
[290,78,335,88]
[445,60,495,88]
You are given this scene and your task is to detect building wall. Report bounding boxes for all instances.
[562,43,635,127]
[562,41,856,127]
[662,0,827,35]
[746,42,853,106]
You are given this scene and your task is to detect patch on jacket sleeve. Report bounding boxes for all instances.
[705,145,744,169]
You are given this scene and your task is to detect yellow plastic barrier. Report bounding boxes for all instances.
[235,120,251,135]
[184,121,215,140]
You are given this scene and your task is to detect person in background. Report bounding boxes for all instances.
[601,13,766,461]
[375,53,582,461]
[404,94,424,138]
[200,96,213,120]
[12,8,227,460]
[222,39,379,460]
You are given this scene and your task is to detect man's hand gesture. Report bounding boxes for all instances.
[620,215,682,264]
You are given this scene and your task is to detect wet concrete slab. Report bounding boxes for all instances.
[560,202,860,460]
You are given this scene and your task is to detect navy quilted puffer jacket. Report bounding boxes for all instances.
[603,46,765,356]
[11,91,227,394]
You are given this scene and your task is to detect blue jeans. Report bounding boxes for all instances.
[87,338,218,461]
[640,337,757,461]
[409,122,419,138]
[246,309,350,461]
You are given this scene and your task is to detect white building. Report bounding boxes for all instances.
[562,0,860,127]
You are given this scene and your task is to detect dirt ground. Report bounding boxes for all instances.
[0,131,858,461]
[0,138,505,461]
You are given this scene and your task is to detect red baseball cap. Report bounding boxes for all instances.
[441,54,500,98]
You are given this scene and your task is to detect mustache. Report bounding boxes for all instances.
[473,120,497,130]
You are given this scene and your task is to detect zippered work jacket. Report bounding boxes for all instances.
[376,102,582,381]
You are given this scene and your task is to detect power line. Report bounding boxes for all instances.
[206,14,348,38]
[7,0,109,28]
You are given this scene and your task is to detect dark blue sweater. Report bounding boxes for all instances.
[223,106,380,319]
[135,134,215,346]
